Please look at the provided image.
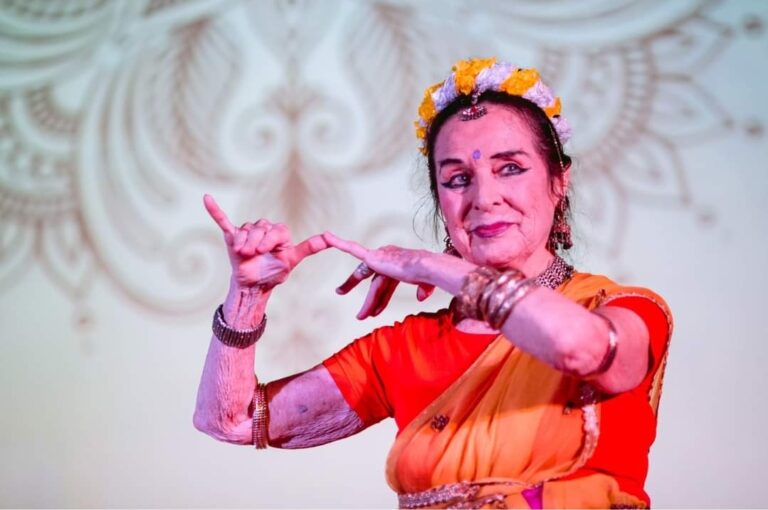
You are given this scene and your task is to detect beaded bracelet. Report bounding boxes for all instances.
[212,305,267,349]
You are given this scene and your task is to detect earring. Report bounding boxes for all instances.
[547,196,573,252]
[443,227,461,257]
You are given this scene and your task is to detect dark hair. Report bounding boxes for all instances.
[424,90,573,249]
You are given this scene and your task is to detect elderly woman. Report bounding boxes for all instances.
[194,58,672,509]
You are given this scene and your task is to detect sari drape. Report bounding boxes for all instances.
[323,273,673,508]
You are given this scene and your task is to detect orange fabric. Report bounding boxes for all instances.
[322,272,672,506]
[384,335,648,508]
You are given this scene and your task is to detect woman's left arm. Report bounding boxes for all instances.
[420,249,649,395]
[324,233,649,395]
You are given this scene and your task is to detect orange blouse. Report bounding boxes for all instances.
[323,274,671,506]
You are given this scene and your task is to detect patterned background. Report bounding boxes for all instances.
[1,0,767,507]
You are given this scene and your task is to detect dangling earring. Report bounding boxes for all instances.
[443,226,461,257]
[548,196,573,252]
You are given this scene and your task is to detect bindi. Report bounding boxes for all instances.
[471,149,481,160]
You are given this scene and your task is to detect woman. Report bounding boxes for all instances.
[194,58,672,508]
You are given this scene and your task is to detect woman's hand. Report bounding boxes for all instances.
[204,194,328,291]
[323,231,474,319]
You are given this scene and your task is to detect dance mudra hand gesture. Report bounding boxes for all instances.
[324,232,474,320]
[203,194,329,291]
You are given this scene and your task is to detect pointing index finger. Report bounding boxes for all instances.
[203,194,235,235]
[322,231,370,260]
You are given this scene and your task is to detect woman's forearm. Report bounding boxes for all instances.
[193,283,271,444]
[424,258,648,393]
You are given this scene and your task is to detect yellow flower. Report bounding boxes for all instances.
[452,57,497,95]
[414,121,426,140]
[417,82,442,124]
[542,97,562,117]
[500,68,540,96]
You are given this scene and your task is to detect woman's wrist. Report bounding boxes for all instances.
[223,280,271,329]
[420,253,476,296]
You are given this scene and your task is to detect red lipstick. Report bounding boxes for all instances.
[472,222,511,238]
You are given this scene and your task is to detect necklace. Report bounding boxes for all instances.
[535,255,574,289]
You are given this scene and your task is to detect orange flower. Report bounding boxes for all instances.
[500,68,540,96]
[417,82,442,124]
[414,121,427,140]
[452,57,497,95]
[542,97,562,117]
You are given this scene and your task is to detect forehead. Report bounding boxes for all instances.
[433,103,536,157]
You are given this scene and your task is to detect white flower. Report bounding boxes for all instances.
[475,62,516,94]
[551,115,572,144]
[432,75,458,111]
[523,80,555,109]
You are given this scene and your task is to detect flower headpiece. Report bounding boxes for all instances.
[415,58,571,154]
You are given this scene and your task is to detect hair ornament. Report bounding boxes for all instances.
[415,58,571,154]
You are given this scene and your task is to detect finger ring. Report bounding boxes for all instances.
[354,262,374,278]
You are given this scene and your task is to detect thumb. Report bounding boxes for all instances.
[290,234,330,266]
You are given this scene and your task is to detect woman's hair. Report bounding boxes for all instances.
[424,90,573,245]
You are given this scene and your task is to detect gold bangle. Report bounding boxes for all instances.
[487,277,537,330]
[252,381,269,449]
[478,270,522,323]
[457,266,500,320]
[584,310,619,378]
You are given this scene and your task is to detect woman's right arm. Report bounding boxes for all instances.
[193,195,364,448]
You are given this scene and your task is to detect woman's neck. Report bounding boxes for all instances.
[508,248,556,279]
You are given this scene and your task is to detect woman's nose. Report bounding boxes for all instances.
[472,174,502,211]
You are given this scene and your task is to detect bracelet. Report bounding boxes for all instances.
[477,270,522,322]
[252,381,269,449]
[583,310,619,378]
[457,266,538,329]
[211,305,267,348]
[486,277,537,330]
[456,266,500,321]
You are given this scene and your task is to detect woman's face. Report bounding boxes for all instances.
[433,104,568,269]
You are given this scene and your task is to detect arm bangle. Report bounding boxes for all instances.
[252,381,269,449]
[486,277,537,330]
[584,310,619,378]
[456,266,500,320]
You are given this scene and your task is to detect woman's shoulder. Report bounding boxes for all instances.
[562,272,671,314]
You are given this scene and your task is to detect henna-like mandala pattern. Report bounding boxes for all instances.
[0,0,756,352]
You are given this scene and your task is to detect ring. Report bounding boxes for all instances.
[354,262,374,279]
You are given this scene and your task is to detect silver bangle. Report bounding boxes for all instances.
[212,305,266,348]
[584,309,619,378]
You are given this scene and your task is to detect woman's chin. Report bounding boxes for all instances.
[465,245,523,269]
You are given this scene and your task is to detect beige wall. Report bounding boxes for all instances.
[1,0,767,506]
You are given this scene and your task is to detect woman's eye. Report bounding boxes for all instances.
[500,163,528,175]
[441,173,470,189]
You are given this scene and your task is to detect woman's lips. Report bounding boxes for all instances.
[471,222,512,239]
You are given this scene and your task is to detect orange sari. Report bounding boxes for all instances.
[324,273,673,508]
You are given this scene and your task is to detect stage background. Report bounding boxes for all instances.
[1,0,767,507]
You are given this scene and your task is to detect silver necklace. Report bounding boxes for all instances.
[535,255,574,289]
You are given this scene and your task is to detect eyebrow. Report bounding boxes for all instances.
[438,150,531,169]
[490,150,530,160]
[438,157,464,169]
